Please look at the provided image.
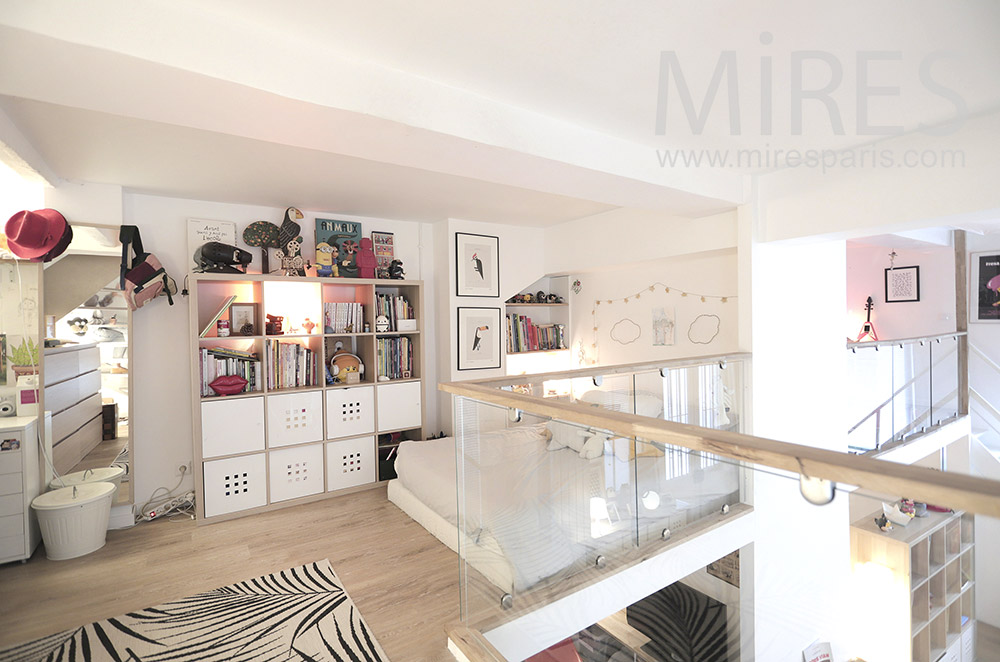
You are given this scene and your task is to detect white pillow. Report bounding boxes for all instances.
[578,389,663,418]
[546,420,590,454]
[578,432,607,460]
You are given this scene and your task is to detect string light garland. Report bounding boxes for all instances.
[588,281,737,364]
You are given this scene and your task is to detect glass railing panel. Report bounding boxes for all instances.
[568,373,638,413]
[847,345,896,451]
[633,438,743,548]
[453,396,637,629]
[931,336,961,426]
[892,342,933,441]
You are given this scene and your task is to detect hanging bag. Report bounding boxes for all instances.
[119,225,177,311]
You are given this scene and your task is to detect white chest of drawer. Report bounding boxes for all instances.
[0,417,42,564]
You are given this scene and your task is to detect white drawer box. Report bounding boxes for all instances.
[268,444,324,503]
[267,391,324,448]
[0,472,20,497]
[962,623,975,661]
[203,453,267,518]
[0,534,24,561]
[325,386,374,440]
[45,370,101,415]
[45,345,100,386]
[0,449,21,475]
[0,513,23,538]
[326,436,375,491]
[0,493,22,517]
[376,382,422,431]
[51,393,102,444]
[202,397,265,458]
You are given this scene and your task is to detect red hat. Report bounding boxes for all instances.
[4,209,72,262]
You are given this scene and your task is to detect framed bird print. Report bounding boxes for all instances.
[455,232,500,297]
[457,307,502,370]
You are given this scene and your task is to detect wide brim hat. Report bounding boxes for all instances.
[5,208,71,261]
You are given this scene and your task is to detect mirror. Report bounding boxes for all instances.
[42,224,132,505]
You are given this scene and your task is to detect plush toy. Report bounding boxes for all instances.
[388,259,405,280]
[329,342,365,384]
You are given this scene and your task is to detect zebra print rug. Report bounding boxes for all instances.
[0,559,388,662]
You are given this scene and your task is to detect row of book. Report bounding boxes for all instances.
[266,340,317,390]
[199,346,261,397]
[323,302,365,333]
[374,293,414,331]
[376,336,413,380]
[506,314,566,353]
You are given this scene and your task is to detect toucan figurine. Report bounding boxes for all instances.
[275,207,306,276]
[471,252,484,279]
[875,513,893,532]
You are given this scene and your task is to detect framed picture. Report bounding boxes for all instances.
[884,266,920,303]
[971,252,1000,322]
[455,232,500,297]
[457,307,502,370]
[229,303,259,336]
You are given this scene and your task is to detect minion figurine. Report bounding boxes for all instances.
[315,242,339,277]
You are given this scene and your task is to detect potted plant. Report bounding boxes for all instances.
[10,337,39,377]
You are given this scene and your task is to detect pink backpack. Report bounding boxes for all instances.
[119,225,176,311]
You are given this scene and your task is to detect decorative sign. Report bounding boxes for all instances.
[972,252,1000,322]
[706,549,739,587]
[802,641,833,662]
[188,219,237,272]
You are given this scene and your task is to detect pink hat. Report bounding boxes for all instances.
[5,209,72,262]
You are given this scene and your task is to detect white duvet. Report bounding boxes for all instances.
[394,424,739,592]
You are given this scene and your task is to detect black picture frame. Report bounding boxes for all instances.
[456,307,502,370]
[884,266,920,303]
[455,232,500,298]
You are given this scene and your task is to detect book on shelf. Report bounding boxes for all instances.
[376,336,413,380]
[199,295,237,337]
[374,292,414,331]
[266,340,317,390]
[323,302,365,333]
[506,313,566,353]
[199,346,260,397]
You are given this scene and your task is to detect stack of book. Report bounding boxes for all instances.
[506,314,566,353]
[376,336,413,380]
[199,346,260,397]
[266,340,316,390]
[323,301,365,333]
[374,293,414,331]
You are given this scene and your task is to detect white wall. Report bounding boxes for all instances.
[568,250,739,367]
[750,238,852,661]
[846,240,956,341]
[123,193,436,507]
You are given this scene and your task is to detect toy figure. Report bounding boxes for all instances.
[265,314,283,335]
[357,237,377,279]
[315,242,339,277]
[388,259,405,279]
[329,341,365,384]
[874,513,893,532]
[302,318,316,334]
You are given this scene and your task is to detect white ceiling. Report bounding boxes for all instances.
[0,0,997,225]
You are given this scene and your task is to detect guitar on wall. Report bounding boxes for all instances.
[855,296,879,342]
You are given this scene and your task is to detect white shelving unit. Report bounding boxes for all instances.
[505,275,571,376]
[851,508,975,662]
[189,273,424,522]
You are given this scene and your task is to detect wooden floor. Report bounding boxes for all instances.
[0,486,461,662]
[982,622,1000,662]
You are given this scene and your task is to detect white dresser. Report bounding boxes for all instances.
[45,343,102,474]
[0,416,42,564]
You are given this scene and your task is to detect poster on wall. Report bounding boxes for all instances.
[371,231,395,278]
[971,252,1000,322]
[457,307,501,370]
[188,219,237,272]
[316,219,362,278]
[651,307,675,346]
[455,232,500,297]
[884,265,920,303]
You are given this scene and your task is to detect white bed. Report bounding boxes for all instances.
[387,420,740,594]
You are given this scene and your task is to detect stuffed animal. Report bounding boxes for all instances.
[388,259,405,279]
[329,342,365,384]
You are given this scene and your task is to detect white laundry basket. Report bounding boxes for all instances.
[31,482,116,560]
[49,466,125,494]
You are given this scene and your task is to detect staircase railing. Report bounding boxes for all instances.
[969,343,1000,447]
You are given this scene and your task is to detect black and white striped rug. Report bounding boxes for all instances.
[0,559,388,662]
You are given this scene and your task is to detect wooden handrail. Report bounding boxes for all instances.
[446,624,509,662]
[440,380,1000,517]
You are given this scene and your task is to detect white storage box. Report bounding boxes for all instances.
[326,436,375,491]
[269,444,324,502]
[267,391,324,448]
[325,386,374,439]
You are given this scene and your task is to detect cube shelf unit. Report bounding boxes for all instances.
[505,275,571,376]
[850,509,975,662]
[189,273,424,522]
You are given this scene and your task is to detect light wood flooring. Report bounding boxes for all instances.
[0,486,460,662]
[982,622,1000,662]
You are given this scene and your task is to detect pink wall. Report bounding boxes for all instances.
[846,240,956,341]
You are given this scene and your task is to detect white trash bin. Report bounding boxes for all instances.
[31,482,116,560]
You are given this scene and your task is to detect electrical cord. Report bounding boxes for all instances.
[136,465,196,522]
